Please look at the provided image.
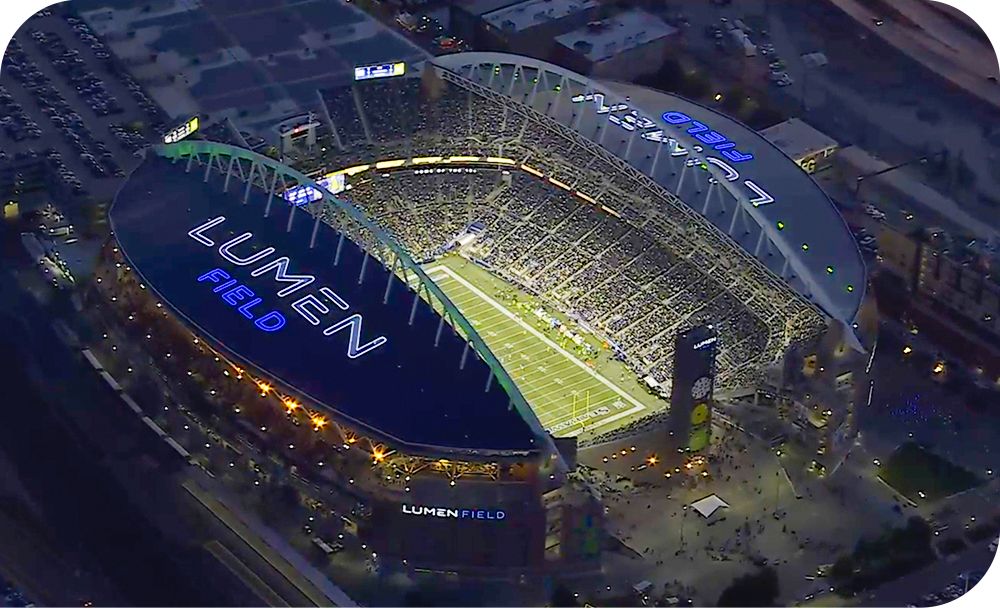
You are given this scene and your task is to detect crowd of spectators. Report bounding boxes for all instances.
[310,75,827,391]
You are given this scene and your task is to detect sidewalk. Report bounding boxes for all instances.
[183,475,357,608]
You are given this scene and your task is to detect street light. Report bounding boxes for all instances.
[854,151,946,199]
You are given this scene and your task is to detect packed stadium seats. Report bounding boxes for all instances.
[308,75,825,392]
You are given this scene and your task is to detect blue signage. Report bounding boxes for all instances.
[402,504,506,521]
[197,267,287,332]
[661,111,754,164]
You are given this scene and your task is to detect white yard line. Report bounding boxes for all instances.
[426,265,647,435]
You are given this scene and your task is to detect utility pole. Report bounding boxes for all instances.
[854,151,947,199]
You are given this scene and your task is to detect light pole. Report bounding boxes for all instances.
[774,469,780,515]
[680,505,689,552]
[854,151,947,199]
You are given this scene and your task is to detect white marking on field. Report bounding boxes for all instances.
[425,264,646,435]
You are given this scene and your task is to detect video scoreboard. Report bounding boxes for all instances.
[163,116,200,144]
[354,62,406,81]
[282,173,347,206]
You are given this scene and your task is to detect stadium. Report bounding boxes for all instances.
[97,52,865,574]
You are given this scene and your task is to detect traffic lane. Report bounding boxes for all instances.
[0,486,122,606]
[863,544,996,605]
[0,319,227,606]
[39,322,318,607]
[182,476,321,607]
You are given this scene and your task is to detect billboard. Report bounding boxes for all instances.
[163,116,200,144]
[354,62,406,81]
[282,173,346,206]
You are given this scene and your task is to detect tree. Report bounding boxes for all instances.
[718,567,780,607]
[680,71,711,100]
[830,555,856,582]
[550,584,578,607]
[721,87,747,114]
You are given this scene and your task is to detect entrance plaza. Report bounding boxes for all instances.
[577,420,907,605]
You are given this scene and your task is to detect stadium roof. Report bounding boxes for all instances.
[430,52,867,333]
[554,10,678,63]
[75,0,428,133]
[109,147,545,457]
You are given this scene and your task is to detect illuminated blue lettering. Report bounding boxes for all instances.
[255,311,286,332]
[686,120,710,135]
[250,256,316,298]
[722,149,754,163]
[221,284,255,306]
[662,111,692,125]
[237,297,263,319]
[218,233,276,266]
[322,313,387,358]
[213,278,237,293]
[695,130,727,145]
[188,216,226,246]
[197,267,230,284]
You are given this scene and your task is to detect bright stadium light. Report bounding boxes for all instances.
[284,398,300,412]
[258,381,271,395]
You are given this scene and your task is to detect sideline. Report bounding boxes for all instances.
[426,264,647,435]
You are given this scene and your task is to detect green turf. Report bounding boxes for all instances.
[423,255,664,439]
[878,442,982,502]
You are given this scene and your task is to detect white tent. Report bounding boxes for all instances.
[690,494,730,519]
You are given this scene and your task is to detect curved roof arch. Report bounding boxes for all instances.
[110,141,559,461]
[430,52,866,329]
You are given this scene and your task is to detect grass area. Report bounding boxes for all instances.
[423,256,663,439]
[878,442,982,502]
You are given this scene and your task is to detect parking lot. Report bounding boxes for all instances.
[1,7,170,205]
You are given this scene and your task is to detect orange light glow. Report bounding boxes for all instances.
[258,382,272,395]
[284,398,300,412]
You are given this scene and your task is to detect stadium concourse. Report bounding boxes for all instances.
[281,52,866,440]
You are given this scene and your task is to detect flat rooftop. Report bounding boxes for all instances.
[483,0,599,33]
[110,154,540,455]
[555,9,677,62]
[456,0,527,18]
[73,0,428,137]
[760,118,840,160]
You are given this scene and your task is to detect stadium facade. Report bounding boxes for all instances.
[100,51,866,576]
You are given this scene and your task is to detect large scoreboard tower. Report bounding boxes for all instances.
[668,325,718,453]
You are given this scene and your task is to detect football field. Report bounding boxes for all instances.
[423,258,653,438]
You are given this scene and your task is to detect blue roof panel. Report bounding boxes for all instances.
[110,156,539,455]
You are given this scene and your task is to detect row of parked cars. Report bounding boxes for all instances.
[0,86,42,141]
[108,123,148,154]
[28,27,125,118]
[65,15,112,62]
[0,41,45,141]
[909,570,984,607]
[64,13,167,138]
